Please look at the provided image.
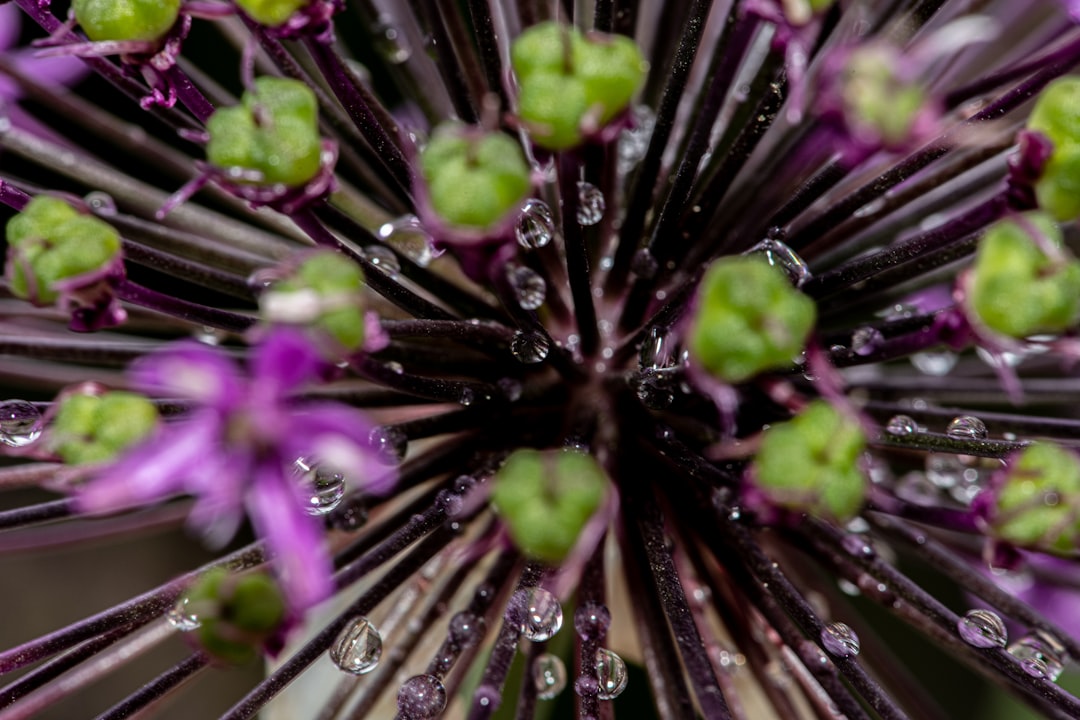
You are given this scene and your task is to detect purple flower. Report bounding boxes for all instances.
[76,328,389,610]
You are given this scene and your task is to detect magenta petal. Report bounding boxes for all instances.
[130,343,243,406]
[251,328,324,398]
[246,461,334,610]
[285,404,393,494]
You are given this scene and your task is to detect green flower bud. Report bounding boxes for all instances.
[206,77,322,187]
[781,0,835,25]
[752,401,867,522]
[491,448,607,563]
[5,196,122,306]
[1027,78,1080,221]
[420,123,531,230]
[49,390,159,465]
[261,251,367,351]
[73,0,181,43]
[989,443,1080,554]
[511,22,646,150]
[968,213,1080,338]
[842,45,926,146]
[234,0,309,27]
[183,569,287,665]
[687,256,816,383]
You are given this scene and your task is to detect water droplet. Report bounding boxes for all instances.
[746,237,811,286]
[368,425,408,464]
[946,415,988,440]
[631,248,659,279]
[574,603,612,641]
[330,495,368,531]
[636,370,674,408]
[910,350,957,376]
[576,182,605,226]
[595,648,629,699]
[506,265,547,310]
[926,453,964,489]
[639,326,671,369]
[397,674,446,718]
[84,191,117,215]
[618,105,655,175]
[378,215,433,267]
[1008,631,1066,681]
[372,16,412,64]
[330,617,383,675]
[510,331,550,364]
[448,612,483,648]
[958,609,1007,649]
[842,533,874,557]
[533,653,567,700]
[851,327,883,356]
[459,387,475,406]
[511,587,563,642]
[885,415,919,436]
[166,596,200,632]
[516,199,554,249]
[362,245,401,278]
[820,622,860,658]
[0,400,42,447]
[293,457,346,516]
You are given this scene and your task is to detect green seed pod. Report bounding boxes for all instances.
[5,196,122,306]
[491,448,607,563]
[842,45,926,146]
[989,443,1080,554]
[511,22,646,150]
[1027,77,1080,221]
[420,123,531,230]
[234,0,310,27]
[968,212,1080,338]
[49,390,159,465]
[183,569,287,666]
[752,401,867,522]
[73,0,181,43]
[687,256,817,383]
[261,251,367,351]
[206,77,323,187]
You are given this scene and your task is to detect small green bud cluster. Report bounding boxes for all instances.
[182,569,287,665]
[968,212,1080,339]
[206,77,323,187]
[48,390,159,465]
[419,123,532,231]
[73,0,181,43]
[260,251,367,351]
[1027,78,1080,222]
[687,256,816,383]
[5,196,122,306]
[491,448,607,563]
[235,0,309,27]
[752,401,867,522]
[841,44,926,147]
[988,443,1080,554]
[511,22,646,150]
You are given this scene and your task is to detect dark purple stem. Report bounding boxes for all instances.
[115,280,255,332]
[92,652,208,720]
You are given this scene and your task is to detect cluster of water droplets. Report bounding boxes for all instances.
[329,616,384,675]
[886,414,994,506]
[1007,630,1068,681]
[0,399,43,447]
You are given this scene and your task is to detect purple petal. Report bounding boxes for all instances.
[130,342,243,406]
[246,459,334,610]
[250,327,324,399]
[76,416,220,513]
[283,403,394,495]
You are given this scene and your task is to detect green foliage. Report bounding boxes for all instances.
[511,22,646,149]
[206,77,323,186]
[5,196,122,305]
[991,443,1080,553]
[491,449,607,563]
[184,569,287,666]
[234,0,309,27]
[687,256,816,383]
[49,391,159,465]
[73,0,181,42]
[1028,78,1080,221]
[753,401,867,522]
[420,123,531,230]
[969,213,1080,338]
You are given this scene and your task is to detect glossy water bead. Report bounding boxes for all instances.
[958,609,1008,649]
[328,617,383,675]
[532,652,567,700]
[396,674,446,718]
[595,648,629,700]
[0,400,43,447]
[512,587,564,642]
[820,622,861,658]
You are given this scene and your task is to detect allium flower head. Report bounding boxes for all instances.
[9,1,1080,719]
